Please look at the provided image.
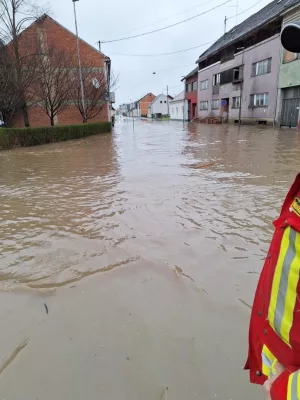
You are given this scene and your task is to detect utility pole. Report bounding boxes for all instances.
[97,40,102,53]
[72,0,86,123]
[166,85,170,118]
[237,46,245,126]
[224,16,227,34]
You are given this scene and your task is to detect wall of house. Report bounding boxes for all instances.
[185,74,198,119]
[140,94,156,117]
[197,34,281,123]
[12,15,109,127]
[170,100,188,120]
[149,95,170,116]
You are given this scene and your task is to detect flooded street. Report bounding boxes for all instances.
[0,120,299,399]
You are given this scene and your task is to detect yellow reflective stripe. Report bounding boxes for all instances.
[281,231,300,345]
[288,371,300,399]
[288,373,293,400]
[261,345,277,378]
[268,227,291,337]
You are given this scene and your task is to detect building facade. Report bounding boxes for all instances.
[147,94,173,118]
[11,15,111,128]
[169,92,188,121]
[197,35,281,124]
[182,68,198,120]
[278,3,300,127]
[195,0,299,125]
[138,93,156,117]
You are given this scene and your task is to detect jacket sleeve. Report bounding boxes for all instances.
[271,369,300,400]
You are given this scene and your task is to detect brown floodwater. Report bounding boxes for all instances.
[0,120,299,399]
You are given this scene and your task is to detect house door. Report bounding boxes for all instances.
[192,103,196,119]
[281,98,300,127]
[187,100,191,121]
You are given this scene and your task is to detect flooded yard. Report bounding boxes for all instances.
[0,119,299,399]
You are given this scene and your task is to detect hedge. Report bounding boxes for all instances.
[0,122,112,150]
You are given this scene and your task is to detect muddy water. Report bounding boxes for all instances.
[0,120,299,399]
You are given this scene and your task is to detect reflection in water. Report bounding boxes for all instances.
[0,121,299,290]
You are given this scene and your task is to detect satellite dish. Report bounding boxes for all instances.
[281,22,300,53]
[92,78,100,89]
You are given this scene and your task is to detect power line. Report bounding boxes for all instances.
[154,63,195,73]
[107,39,217,57]
[101,0,232,44]
[121,0,220,36]
[227,0,264,20]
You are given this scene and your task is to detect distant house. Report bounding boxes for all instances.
[138,93,156,117]
[169,92,188,121]
[147,94,173,118]
[182,68,198,121]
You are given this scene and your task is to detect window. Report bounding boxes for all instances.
[283,51,300,63]
[250,93,269,107]
[199,101,208,110]
[160,101,162,103]
[212,99,219,110]
[252,58,271,76]
[192,81,198,91]
[200,79,208,91]
[186,83,192,92]
[232,96,241,108]
[213,73,220,86]
[233,66,243,81]
[164,101,167,103]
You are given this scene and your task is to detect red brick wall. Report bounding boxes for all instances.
[186,73,198,119]
[139,93,156,116]
[12,15,109,128]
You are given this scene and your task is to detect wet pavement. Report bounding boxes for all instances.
[0,119,299,399]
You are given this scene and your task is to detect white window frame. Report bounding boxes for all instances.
[212,99,219,110]
[199,101,208,110]
[200,79,208,91]
[213,73,220,86]
[232,96,241,109]
[252,58,271,76]
[250,93,269,107]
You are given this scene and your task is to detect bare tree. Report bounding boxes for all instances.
[70,66,119,123]
[0,0,48,126]
[34,47,76,126]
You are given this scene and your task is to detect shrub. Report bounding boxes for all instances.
[0,122,112,150]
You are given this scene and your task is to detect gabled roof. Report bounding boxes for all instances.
[170,91,185,103]
[138,93,156,102]
[148,93,174,107]
[21,14,108,60]
[181,67,198,81]
[197,0,300,63]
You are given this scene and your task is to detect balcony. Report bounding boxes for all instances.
[212,85,220,95]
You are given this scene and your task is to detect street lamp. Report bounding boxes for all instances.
[237,46,245,126]
[72,0,86,123]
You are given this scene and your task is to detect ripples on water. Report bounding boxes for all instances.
[0,120,299,290]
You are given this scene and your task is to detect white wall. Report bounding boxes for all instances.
[170,100,188,120]
[150,94,170,116]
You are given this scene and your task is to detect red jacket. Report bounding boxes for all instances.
[245,173,300,399]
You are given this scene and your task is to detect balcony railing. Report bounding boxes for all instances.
[212,85,220,95]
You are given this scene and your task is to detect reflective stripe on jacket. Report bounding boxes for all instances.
[245,173,300,399]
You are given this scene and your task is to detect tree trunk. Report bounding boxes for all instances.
[22,103,30,127]
[50,115,54,126]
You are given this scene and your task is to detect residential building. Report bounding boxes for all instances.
[11,14,112,127]
[196,0,299,125]
[119,103,130,116]
[278,2,300,127]
[169,92,188,121]
[147,94,173,118]
[138,93,156,117]
[182,68,198,120]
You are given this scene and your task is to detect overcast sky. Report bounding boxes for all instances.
[49,0,273,106]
